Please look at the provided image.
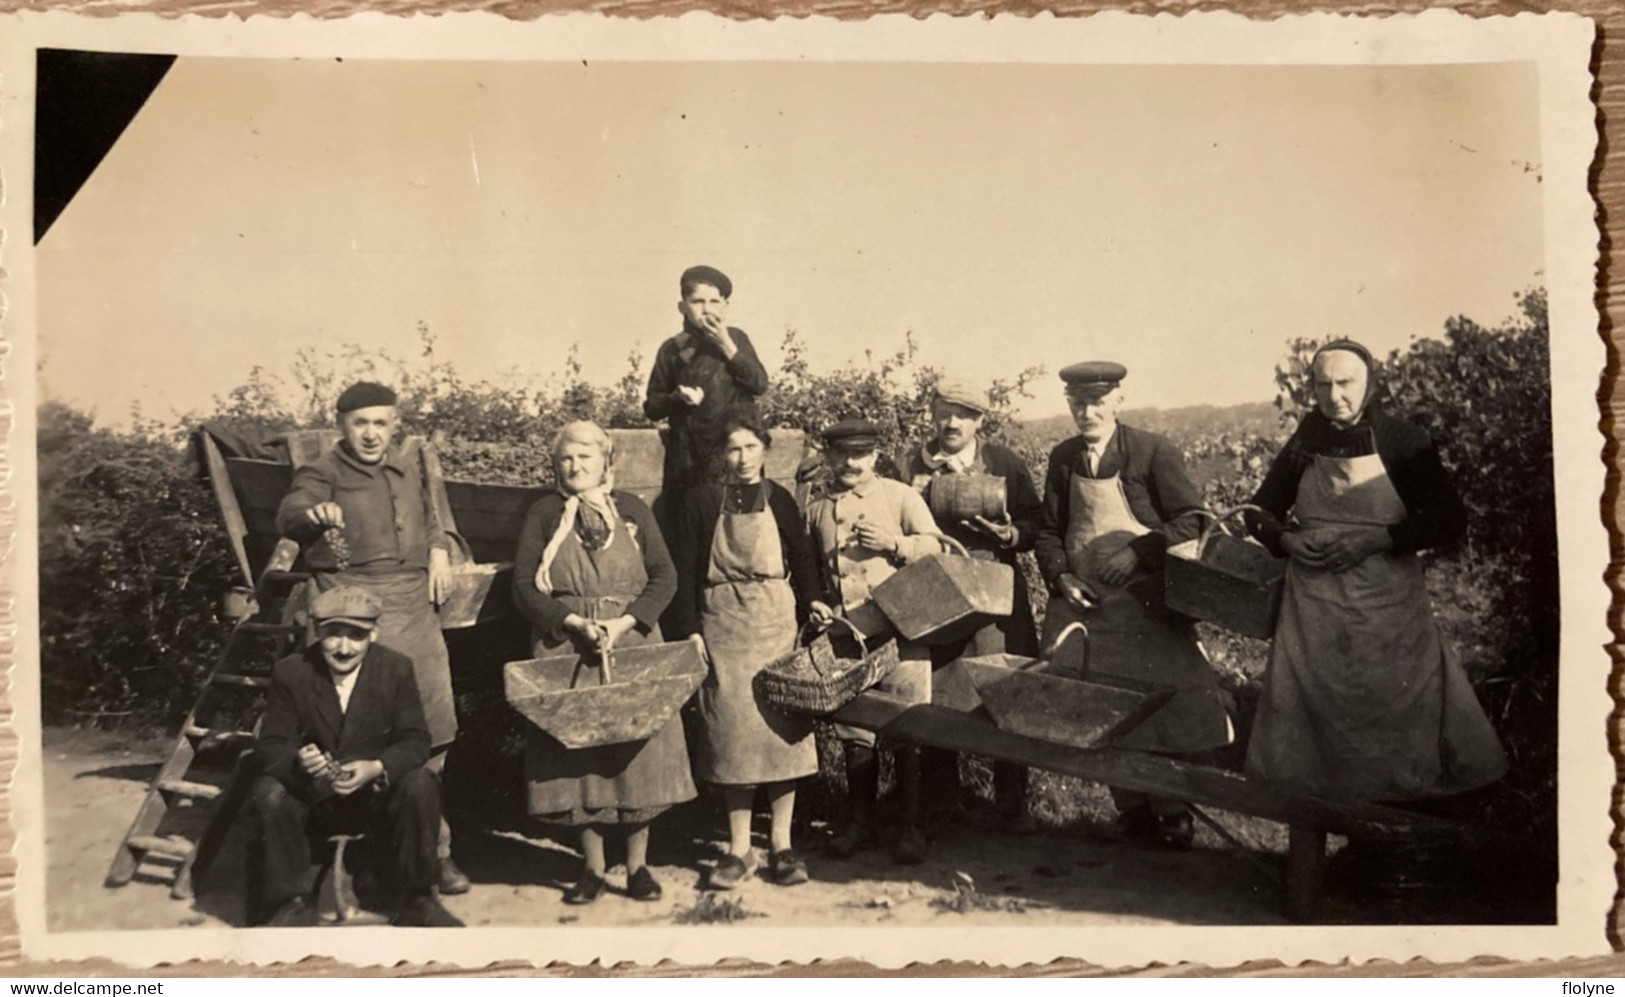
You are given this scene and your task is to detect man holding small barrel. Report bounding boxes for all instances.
[905,376,1043,834]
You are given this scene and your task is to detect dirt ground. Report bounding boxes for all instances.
[45,728,1551,933]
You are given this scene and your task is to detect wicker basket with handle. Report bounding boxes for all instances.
[755,616,901,715]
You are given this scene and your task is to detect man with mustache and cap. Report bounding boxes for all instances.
[1244,340,1505,803]
[1034,362,1231,849]
[275,380,469,896]
[250,585,462,927]
[644,265,772,494]
[905,375,1043,834]
[807,417,944,864]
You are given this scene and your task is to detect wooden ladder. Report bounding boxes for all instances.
[104,550,306,900]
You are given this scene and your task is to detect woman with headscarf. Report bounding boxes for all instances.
[670,408,829,890]
[512,421,696,905]
[1245,340,1506,803]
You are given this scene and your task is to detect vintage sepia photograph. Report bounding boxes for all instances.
[1,10,1608,968]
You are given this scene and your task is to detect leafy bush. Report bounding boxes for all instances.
[37,402,237,728]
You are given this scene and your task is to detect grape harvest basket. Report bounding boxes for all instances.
[504,634,708,749]
[1165,504,1287,640]
[870,534,1014,645]
[757,616,900,715]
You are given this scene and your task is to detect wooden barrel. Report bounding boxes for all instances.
[927,473,1007,523]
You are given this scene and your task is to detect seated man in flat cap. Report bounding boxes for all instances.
[274,381,468,895]
[643,265,772,495]
[250,586,463,927]
[1034,363,1231,849]
[905,376,1044,834]
[806,418,944,864]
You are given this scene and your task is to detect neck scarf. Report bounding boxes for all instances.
[918,437,980,475]
[535,481,620,593]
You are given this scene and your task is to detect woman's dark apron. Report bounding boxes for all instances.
[523,515,698,824]
[1245,451,1507,801]
[1039,472,1231,753]
[695,482,818,785]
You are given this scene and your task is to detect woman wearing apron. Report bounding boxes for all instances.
[671,410,828,889]
[1034,362,1232,848]
[512,421,696,905]
[1245,341,1506,801]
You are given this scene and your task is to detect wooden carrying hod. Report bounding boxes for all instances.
[504,635,707,749]
[869,534,1014,644]
[954,653,1174,750]
[1164,504,1287,640]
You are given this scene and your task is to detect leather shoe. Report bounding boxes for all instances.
[769,849,809,886]
[893,825,930,865]
[626,866,663,902]
[391,892,464,927]
[563,869,608,906]
[265,896,317,928]
[825,822,874,859]
[1114,807,1161,843]
[707,853,753,891]
[1001,811,1040,836]
[438,857,471,896]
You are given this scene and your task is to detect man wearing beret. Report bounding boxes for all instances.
[1034,363,1231,848]
[644,266,772,494]
[250,586,462,927]
[275,381,468,895]
[807,418,944,864]
[905,376,1043,834]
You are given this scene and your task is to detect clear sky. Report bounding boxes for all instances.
[37,57,1545,425]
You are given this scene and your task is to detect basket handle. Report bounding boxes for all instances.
[1045,619,1090,672]
[598,645,615,686]
[806,614,870,678]
[933,533,972,558]
[1196,504,1266,557]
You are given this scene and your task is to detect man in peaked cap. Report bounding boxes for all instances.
[1034,362,1232,849]
[250,586,463,928]
[275,380,469,895]
[905,376,1044,834]
[806,417,944,864]
[644,265,772,495]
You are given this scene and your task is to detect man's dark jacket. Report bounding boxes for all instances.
[256,643,431,793]
[1034,423,1206,589]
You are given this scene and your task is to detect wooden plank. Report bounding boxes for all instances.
[226,457,294,542]
[830,692,1470,841]
[200,434,255,588]
[418,438,465,562]
[1288,825,1329,922]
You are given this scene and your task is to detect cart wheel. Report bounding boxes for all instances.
[1287,824,1328,922]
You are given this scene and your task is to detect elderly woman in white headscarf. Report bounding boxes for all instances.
[512,421,695,906]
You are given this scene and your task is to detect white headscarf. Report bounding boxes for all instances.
[535,421,621,593]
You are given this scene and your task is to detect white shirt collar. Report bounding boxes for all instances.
[945,437,979,473]
[330,665,362,713]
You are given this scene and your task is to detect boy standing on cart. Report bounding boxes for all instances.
[905,376,1043,834]
[1034,362,1231,848]
[807,418,944,864]
[275,381,469,895]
